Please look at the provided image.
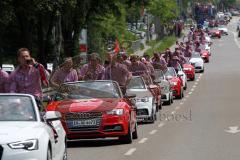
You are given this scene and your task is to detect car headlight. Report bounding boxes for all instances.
[136,97,149,102]
[170,82,178,86]
[106,109,124,115]
[8,139,38,150]
[183,68,191,71]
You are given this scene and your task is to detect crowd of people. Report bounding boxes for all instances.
[0,26,209,107]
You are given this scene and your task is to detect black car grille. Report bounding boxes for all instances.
[0,145,3,160]
[65,112,102,132]
[195,66,202,69]
[137,109,149,116]
[191,63,195,66]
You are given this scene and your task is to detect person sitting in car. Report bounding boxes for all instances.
[50,57,78,88]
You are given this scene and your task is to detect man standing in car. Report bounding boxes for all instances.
[104,53,132,94]
[79,53,105,80]
[50,57,78,88]
[0,68,9,93]
[9,48,49,105]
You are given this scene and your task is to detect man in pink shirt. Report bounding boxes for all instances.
[104,53,132,94]
[0,68,9,93]
[9,48,48,99]
[79,53,105,80]
[50,57,78,88]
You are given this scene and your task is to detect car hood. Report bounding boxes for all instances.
[54,98,125,113]
[0,122,44,144]
[127,89,152,98]
[190,58,203,63]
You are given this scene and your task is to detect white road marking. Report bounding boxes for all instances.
[225,126,240,134]
[193,85,196,88]
[196,79,200,82]
[175,106,180,110]
[230,30,240,48]
[191,88,195,92]
[200,74,203,77]
[138,138,148,144]
[180,102,184,105]
[149,130,157,135]
[195,82,198,85]
[124,148,137,156]
[171,111,176,114]
[158,122,165,128]
[186,95,189,98]
[183,98,187,101]
[188,92,192,95]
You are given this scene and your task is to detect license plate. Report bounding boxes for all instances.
[67,119,99,128]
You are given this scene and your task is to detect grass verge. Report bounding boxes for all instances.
[145,36,177,56]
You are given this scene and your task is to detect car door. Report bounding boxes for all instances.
[49,120,65,159]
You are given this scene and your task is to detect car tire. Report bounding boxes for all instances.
[201,68,205,73]
[184,82,187,90]
[177,89,183,99]
[119,123,133,144]
[132,123,138,139]
[190,75,195,81]
[165,94,171,105]
[47,147,52,160]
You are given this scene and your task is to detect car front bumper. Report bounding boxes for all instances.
[64,115,130,139]
[1,144,46,160]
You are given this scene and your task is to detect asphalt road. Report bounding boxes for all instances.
[67,17,240,160]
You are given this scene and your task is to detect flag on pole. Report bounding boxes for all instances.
[114,39,120,54]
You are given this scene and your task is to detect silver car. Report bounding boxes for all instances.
[154,69,173,105]
[127,76,157,123]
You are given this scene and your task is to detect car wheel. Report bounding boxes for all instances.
[201,68,205,73]
[171,95,174,103]
[190,75,195,81]
[119,123,133,144]
[47,147,52,160]
[184,82,187,90]
[132,123,138,139]
[177,89,183,99]
[165,94,171,105]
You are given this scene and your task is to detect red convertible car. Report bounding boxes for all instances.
[208,28,221,38]
[200,50,210,63]
[183,64,195,81]
[47,80,138,144]
[164,67,184,99]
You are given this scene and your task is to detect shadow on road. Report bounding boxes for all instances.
[67,138,123,148]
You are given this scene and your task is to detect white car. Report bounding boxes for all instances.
[127,76,157,123]
[177,64,188,90]
[154,69,173,105]
[218,25,228,35]
[1,64,15,74]
[0,94,67,160]
[189,52,204,73]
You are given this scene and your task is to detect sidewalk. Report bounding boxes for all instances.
[135,29,189,56]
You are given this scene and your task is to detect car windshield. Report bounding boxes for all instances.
[191,53,201,58]
[164,68,176,77]
[58,81,121,99]
[154,70,164,80]
[0,95,36,121]
[127,77,146,89]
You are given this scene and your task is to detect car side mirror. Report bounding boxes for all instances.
[124,93,136,99]
[45,111,62,121]
[154,79,161,83]
[178,73,184,77]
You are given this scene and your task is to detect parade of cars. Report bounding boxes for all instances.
[1,5,237,159]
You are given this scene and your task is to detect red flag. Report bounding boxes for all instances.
[114,39,120,54]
